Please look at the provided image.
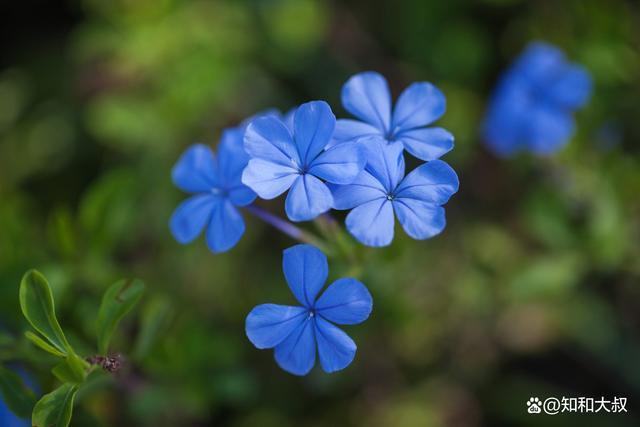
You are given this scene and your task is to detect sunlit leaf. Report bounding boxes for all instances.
[32,383,78,427]
[19,270,71,355]
[97,279,144,354]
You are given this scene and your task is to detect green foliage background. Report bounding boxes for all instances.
[1,0,640,425]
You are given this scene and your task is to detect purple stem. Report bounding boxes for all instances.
[245,204,304,240]
[245,204,330,252]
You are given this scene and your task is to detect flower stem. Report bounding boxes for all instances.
[245,204,332,253]
[314,212,358,263]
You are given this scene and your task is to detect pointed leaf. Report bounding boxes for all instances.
[19,270,71,354]
[25,331,66,357]
[32,383,78,427]
[97,279,144,354]
[0,365,36,418]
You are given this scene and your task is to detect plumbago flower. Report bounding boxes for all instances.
[482,42,592,156]
[246,244,372,375]
[170,127,256,253]
[330,140,459,247]
[332,71,454,161]
[242,101,366,222]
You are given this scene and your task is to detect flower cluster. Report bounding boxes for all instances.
[169,71,457,375]
[171,71,459,254]
[169,43,591,375]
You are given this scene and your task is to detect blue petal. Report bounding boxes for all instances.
[549,64,592,109]
[393,199,446,239]
[527,105,575,155]
[345,198,395,247]
[395,160,459,204]
[245,304,308,349]
[308,142,366,185]
[205,199,245,253]
[218,128,249,184]
[315,278,372,325]
[228,185,257,207]
[395,127,454,161]
[293,101,335,165]
[363,139,405,193]
[172,144,218,193]
[241,159,298,199]
[314,317,357,373]
[513,42,565,85]
[282,108,296,132]
[169,195,217,244]
[482,76,530,157]
[391,82,446,131]
[285,175,333,222]
[244,116,300,167]
[333,119,383,143]
[283,244,328,307]
[329,170,386,210]
[274,318,316,376]
[341,71,391,132]
[217,128,257,206]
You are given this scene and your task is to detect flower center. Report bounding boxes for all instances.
[211,188,228,197]
[308,310,315,318]
[386,125,401,142]
[386,193,395,201]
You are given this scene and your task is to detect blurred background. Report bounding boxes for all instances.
[1,0,640,426]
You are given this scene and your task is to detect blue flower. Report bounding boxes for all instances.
[330,140,459,247]
[242,101,366,222]
[170,127,257,253]
[482,42,592,156]
[246,244,373,375]
[333,71,454,161]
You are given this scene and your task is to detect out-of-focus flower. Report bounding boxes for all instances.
[482,42,592,156]
[330,141,459,247]
[245,244,372,375]
[0,366,37,427]
[333,71,454,161]
[170,129,257,253]
[242,101,366,221]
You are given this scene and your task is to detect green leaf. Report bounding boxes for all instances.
[0,365,36,418]
[32,383,78,427]
[19,270,71,355]
[51,353,89,384]
[96,279,144,354]
[25,331,66,357]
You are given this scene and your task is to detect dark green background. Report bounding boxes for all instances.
[1,0,639,426]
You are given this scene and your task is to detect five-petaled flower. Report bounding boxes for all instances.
[330,140,459,247]
[246,244,373,375]
[482,41,592,156]
[170,127,256,253]
[242,100,366,222]
[332,71,454,162]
